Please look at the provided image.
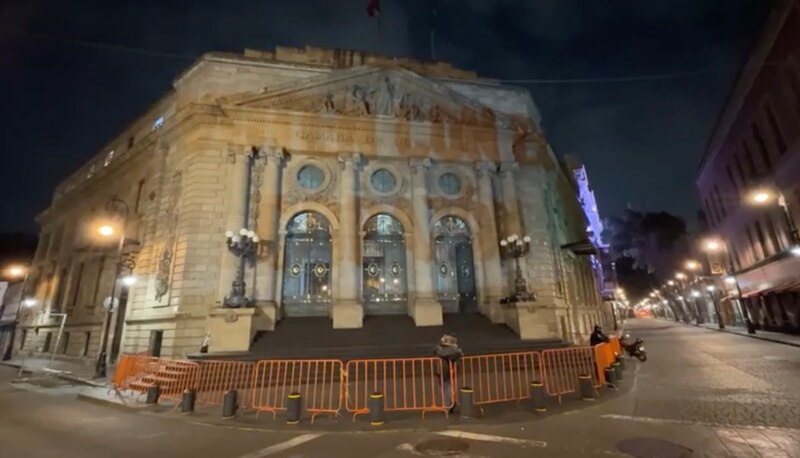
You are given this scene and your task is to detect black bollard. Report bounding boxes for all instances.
[529,382,547,413]
[181,389,195,414]
[578,375,595,401]
[459,388,475,420]
[604,367,617,387]
[222,389,237,419]
[368,392,384,426]
[145,385,160,405]
[286,392,301,425]
[612,362,623,381]
[616,355,626,373]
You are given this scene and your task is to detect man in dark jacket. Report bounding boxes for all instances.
[590,325,610,346]
[435,332,462,413]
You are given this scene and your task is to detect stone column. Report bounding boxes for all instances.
[410,158,443,326]
[333,153,363,329]
[475,161,504,323]
[253,146,284,330]
[216,145,250,304]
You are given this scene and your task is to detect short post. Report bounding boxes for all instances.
[459,387,475,419]
[578,375,595,401]
[604,367,617,387]
[145,385,160,405]
[181,389,195,414]
[368,392,384,426]
[612,362,623,381]
[286,392,301,425]
[222,389,237,419]
[529,381,547,413]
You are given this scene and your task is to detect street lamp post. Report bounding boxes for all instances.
[223,147,258,308]
[2,265,31,361]
[94,197,130,379]
[703,238,755,334]
[499,234,536,302]
[223,229,259,308]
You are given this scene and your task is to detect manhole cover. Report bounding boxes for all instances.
[617,438,693,458]
[415,438,470,456]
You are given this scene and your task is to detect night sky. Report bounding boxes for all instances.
[0,0,773,233]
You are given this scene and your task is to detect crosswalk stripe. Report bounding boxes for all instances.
[435,430,547,448]
[235,434,323,458]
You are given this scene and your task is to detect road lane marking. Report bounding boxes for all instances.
[138,432,168,439]
[600,414,800,432]
[434,430,547,448]
[396,443,493,458]
[235,434,323,458]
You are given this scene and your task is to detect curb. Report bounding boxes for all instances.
[76,393,151,411]
[672,320,800,349]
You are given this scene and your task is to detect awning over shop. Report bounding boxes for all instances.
[736,253,800,298]
[561,239,598,256]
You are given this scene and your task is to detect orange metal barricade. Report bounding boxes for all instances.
[195,361,255,407]
[251,359,343,423]
[541,346,600,398]
[113,355,200,402]
[593,343,615,386]
[345,357,451,419]
[458,351,542,406]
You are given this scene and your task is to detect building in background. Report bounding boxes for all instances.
[697,0,800,332]
[17,46,607,361]
[567,156,622,329]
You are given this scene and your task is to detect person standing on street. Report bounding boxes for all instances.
[435,332,462,414]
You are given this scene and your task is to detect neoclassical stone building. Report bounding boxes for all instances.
[18,47,606,359]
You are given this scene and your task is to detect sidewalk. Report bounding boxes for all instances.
[693,321,800,348]
[0,356,104,385]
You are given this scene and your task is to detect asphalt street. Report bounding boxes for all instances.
[2,318,800,457]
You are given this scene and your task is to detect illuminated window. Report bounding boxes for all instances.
[86,164,96,180]
[153,116,164,130]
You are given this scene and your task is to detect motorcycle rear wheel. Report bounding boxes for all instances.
[636,353,647,362]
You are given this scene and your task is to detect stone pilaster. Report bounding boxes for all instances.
[216,145,250,304]
[410,158,443,326]
[333,153,363,329]
[499,162,522,234]
[252,146,284,330]
[475,161,504,323]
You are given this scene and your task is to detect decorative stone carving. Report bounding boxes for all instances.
[155,171,182,301]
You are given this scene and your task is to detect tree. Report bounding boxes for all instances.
[606,209,689,280]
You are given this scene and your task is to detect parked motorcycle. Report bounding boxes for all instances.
[621,334,647,362]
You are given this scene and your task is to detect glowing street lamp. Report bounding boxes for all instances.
[690,290,701,298]
[675,272,687,280]
[749,189,772,205]
[667,280,675,286]
[2,264,31,361]
[685,260,700,271]
[704,239,721,252]
[97,225,115,237]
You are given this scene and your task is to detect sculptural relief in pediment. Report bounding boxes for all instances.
[232,69,505,128]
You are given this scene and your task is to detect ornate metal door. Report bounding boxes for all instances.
[434,216,477,314]
[455,241,477,313]
[363,215,407,315]
[282,212,332,317]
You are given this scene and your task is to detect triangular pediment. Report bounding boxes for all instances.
[222,67,512,127]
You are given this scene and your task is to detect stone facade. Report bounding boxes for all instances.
[16,47,606,359]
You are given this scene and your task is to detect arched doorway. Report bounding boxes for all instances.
[433,216,477,313]
[281,211,332,317]
[362,214,407,315]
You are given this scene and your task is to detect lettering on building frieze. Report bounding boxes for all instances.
[295,129,355,144]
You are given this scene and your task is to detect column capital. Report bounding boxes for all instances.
[338,152,363,169]
[259,145,285,166]
[410,158,432,171]
[227,144,249,163]
[476,160,497,177]
[499,161,520,175]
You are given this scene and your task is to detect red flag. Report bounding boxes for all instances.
[366,0,380,17]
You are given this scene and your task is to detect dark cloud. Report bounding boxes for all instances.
[0,0,773,232]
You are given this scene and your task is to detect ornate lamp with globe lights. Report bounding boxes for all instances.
[223,228,260,308]
[499,234,536,303]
